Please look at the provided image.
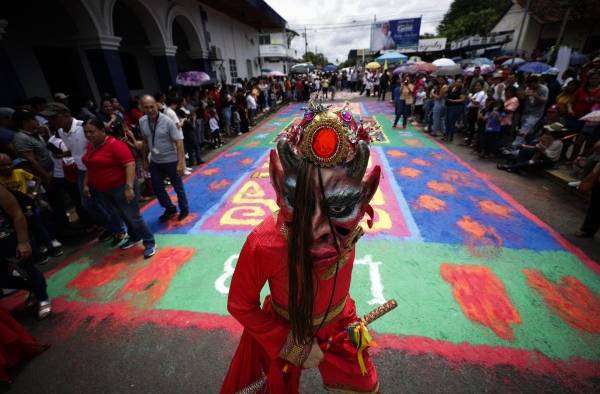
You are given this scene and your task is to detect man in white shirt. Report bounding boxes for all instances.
[371,22,395,51]
[41,103,120,239]
[139,95,189,222]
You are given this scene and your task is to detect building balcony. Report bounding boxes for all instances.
[260,44,287,58]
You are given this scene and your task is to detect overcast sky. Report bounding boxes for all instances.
[265,0,454,63]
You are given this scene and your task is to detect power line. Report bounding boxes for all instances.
[293,17,446,32]
[287,7,450,26]
[289,8,525,31]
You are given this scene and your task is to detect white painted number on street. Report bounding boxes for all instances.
[215,253,385,305]
[355,255,386,305]
[215,254,239,295]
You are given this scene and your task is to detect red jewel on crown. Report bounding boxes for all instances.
[279,100,383,167]
[311,127,339,159]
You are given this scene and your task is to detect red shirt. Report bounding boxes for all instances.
[82,136,134,192]
[572,87,600,118]
[125,108,143,129]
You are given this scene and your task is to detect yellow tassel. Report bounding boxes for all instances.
[353,321,377,375]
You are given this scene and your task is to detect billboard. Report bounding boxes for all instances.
[396,38,447,53]
[370,18,421,51]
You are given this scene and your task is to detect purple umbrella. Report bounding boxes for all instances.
[393,64,412,75]
[175,71,210,86]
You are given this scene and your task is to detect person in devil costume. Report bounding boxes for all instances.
[221,101,382,393]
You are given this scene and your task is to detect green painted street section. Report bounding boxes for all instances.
[231,116,295,150]
[47,234,600,361]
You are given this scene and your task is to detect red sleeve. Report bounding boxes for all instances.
[227,231,291,360]
[111,139,134,165]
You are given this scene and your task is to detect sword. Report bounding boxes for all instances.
[235,299,398,394]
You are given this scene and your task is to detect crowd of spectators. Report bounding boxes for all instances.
[384,55,600,239]
[0,76,291,321]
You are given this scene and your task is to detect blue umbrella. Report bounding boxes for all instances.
[323,64,337,72]
[472,57,493,65]
[375,52,408,63]
[517,61,551,74]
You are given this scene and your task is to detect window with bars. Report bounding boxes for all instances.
[229,59,237,79]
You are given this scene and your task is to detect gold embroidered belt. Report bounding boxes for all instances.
[272,296,347,326]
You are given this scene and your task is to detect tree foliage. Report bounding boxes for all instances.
[437,0,512,41]
[302,51,329,67]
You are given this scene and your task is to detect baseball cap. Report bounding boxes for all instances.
[39,102,71,117]
[0,107,15,119]
[54,92,69,100]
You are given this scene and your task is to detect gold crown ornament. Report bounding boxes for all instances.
[279,100,383,167]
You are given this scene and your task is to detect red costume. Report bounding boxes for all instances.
[221,101,383,393]
[0,308,48,383]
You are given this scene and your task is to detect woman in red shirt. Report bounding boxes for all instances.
[82,119,156,258]
[572,70,600,157]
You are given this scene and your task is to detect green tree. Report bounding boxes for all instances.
[437,0,512,41]
[302,51,329,67]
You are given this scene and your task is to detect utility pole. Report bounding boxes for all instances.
[304,26,308,57]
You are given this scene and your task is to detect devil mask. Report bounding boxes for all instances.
[269,101,383,342]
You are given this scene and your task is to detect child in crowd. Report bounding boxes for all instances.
[480,100,503,158]
[0,154,62,262]
[474,97,496,153]
[208,109,222,148]
[413,85,426,123]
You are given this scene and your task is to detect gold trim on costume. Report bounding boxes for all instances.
[278,333,311,366]
[321,254,350,280]
[325,382,380,394]
[273,210,289,239]
[272,296,347,326]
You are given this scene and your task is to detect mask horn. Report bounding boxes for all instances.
[345,140,370,180]
[277,138,301,174]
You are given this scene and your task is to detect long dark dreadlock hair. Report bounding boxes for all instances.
[288,160,316,344]
[283,139,370,344]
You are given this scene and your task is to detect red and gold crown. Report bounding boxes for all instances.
[280,101,383,167]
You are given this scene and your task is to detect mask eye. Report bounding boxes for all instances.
[330,206,345,214]
[328,205,352,218]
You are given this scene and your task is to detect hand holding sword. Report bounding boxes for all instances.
[236,299,398,394]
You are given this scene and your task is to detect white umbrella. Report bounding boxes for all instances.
[433,65,462,76]
[432,58,456,67]
[502,57,525,67]
[580,110,600,123]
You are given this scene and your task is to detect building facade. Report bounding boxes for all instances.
[490,0,599,56]
[0,0,287,108]
[258,29,298,74]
